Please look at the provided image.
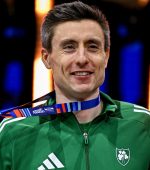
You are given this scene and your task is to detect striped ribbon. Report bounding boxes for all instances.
[0,94,100,118]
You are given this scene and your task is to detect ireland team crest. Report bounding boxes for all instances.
[116,148,130,166]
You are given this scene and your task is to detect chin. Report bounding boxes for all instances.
[72,86,95,95]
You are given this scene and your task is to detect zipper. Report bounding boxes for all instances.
[83,132,90,170]
[72,115,91,170]
[83,132,89,145]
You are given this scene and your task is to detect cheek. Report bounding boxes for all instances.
[50,56,62,70]
[95,57,105,68]
[52,58,70,78]
[61,56,74,71]
[95,57,107,78]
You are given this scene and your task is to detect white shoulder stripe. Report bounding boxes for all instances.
[134,109,150,115]
[134,104,146,110]
[0,117,26,133]
[0,118,11,126]
[133,104,150,115]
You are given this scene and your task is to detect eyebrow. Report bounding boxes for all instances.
[59,38,103,47]
[60,39,76,47]
[86,38,103,46]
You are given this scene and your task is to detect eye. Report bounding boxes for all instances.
[88,43,99,52]
[63,44,76,53]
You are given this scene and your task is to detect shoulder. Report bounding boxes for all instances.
[0,116,48,143]
[0,116,38,132]
[101,91,150,121]
[114,100,150,133]
[116,100,150,119]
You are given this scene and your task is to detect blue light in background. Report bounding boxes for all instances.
[3,26,25,38]
[119,41,143,103]
[1,102,15,110]
[117,24,128,38]
[4,61,24,96]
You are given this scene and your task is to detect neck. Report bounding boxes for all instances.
[55,89,102,123]
[74,101,103,123]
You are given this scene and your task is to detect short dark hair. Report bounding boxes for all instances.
[41,1,110,52]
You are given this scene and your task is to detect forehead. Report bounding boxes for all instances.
[52,19,104,43]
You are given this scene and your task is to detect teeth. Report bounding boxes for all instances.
[74,72,90,76]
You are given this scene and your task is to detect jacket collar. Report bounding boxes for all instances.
[100,91,118,114]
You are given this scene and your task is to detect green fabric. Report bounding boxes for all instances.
[45,94,56,106]
[0,92,150,170]
[80,122,91,132]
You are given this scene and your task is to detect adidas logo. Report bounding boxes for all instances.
[38,153,64,170]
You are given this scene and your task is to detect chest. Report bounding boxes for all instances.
[12,120,150,170]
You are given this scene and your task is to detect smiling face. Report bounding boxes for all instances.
[42,20,109,101]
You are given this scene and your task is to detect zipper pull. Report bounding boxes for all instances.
[83,132,89,145]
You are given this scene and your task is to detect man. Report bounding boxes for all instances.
[0,1,150,170]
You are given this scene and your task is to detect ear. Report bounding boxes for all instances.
[41,48,51,69]
[104,48,110,68]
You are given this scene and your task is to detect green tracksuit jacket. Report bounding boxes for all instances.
[0,92,150,170]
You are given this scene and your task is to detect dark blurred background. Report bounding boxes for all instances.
[0,0,149,114]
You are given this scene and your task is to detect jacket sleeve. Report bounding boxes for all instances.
[0,119,13,170]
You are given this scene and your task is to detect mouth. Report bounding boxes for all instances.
[70,71,93,76]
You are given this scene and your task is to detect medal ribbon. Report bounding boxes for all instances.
[0,92,100,118]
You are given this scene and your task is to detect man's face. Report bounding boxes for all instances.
[42,20,109,100]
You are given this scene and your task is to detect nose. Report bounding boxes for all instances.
[75,46,89,67]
